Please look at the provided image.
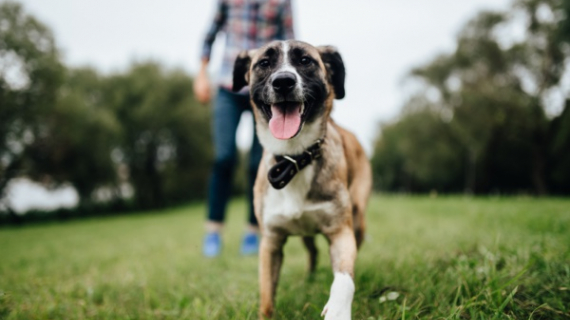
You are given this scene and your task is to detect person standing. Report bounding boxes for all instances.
[194,0,295,257]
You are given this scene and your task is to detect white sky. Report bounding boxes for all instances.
[16,0,513,154]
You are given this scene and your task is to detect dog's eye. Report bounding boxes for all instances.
[300,57,312,66]
[258,59,270,68]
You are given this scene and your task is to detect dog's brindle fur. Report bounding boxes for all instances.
[233,40,371,320]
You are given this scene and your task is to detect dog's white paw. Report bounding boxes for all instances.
[321,272,354,320]
[321,301,351,320]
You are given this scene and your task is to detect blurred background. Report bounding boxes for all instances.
[1,0,569,223]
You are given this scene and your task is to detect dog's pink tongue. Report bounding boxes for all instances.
[269,104,301,140]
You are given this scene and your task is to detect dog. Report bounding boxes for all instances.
[232,40,371,320]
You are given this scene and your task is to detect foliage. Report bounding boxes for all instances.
[0,2,213,212]
[27,67,122,202]
[0,196,568,319]
[549,101,570,193]
[106,63,212,208]
[0,1,65,201]
[372,0,570,194]
[372,105,464,192]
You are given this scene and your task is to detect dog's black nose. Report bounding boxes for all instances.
[272,72,296,95]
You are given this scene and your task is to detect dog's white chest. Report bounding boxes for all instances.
[262,164,334,235]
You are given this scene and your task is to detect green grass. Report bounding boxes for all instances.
[1,195,569,319]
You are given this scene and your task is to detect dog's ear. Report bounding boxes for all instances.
[232,50,253,92]
[318,46,346,99]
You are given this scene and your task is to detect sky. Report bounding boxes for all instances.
[8,0,515,210]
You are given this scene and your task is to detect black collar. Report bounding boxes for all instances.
[267,139,323,190]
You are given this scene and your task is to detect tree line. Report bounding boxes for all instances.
[372,0,570,195]
[0,2,215,217]
[2,0,569,223]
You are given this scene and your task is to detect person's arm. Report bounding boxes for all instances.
[201,0,228,63]
[194,57,212,104]
[281,0,295,40]
[194,0,228,104]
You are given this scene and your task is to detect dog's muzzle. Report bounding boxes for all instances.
[272,72,296,96]
[265,72,305,140]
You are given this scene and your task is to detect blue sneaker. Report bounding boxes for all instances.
[240,232,259,255]
[203,232,221,257]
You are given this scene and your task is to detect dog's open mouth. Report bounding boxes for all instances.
[267,102,305,140]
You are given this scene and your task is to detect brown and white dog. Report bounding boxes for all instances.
[232,40,371,320]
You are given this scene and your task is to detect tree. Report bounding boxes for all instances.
[1,3,214,214]
[25,68,122,204]
[372,97,464,193]
[372,0,570,194]
[411,10,544,193]
[0,2,65,207]
[106,63,213,208]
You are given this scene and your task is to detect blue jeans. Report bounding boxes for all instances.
[207,88,262,226]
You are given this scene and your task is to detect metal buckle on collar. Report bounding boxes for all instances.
[282,155,300,173]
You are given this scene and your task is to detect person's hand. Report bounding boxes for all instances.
[194,62,211,105]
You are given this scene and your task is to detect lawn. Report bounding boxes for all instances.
[0,195,569,319]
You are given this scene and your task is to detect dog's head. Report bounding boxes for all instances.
[232,40,345,154]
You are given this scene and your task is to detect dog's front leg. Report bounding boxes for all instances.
[259,233,286,319]
[321,227,357,320]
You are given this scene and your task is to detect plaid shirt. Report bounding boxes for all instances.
[201,0,295,89]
